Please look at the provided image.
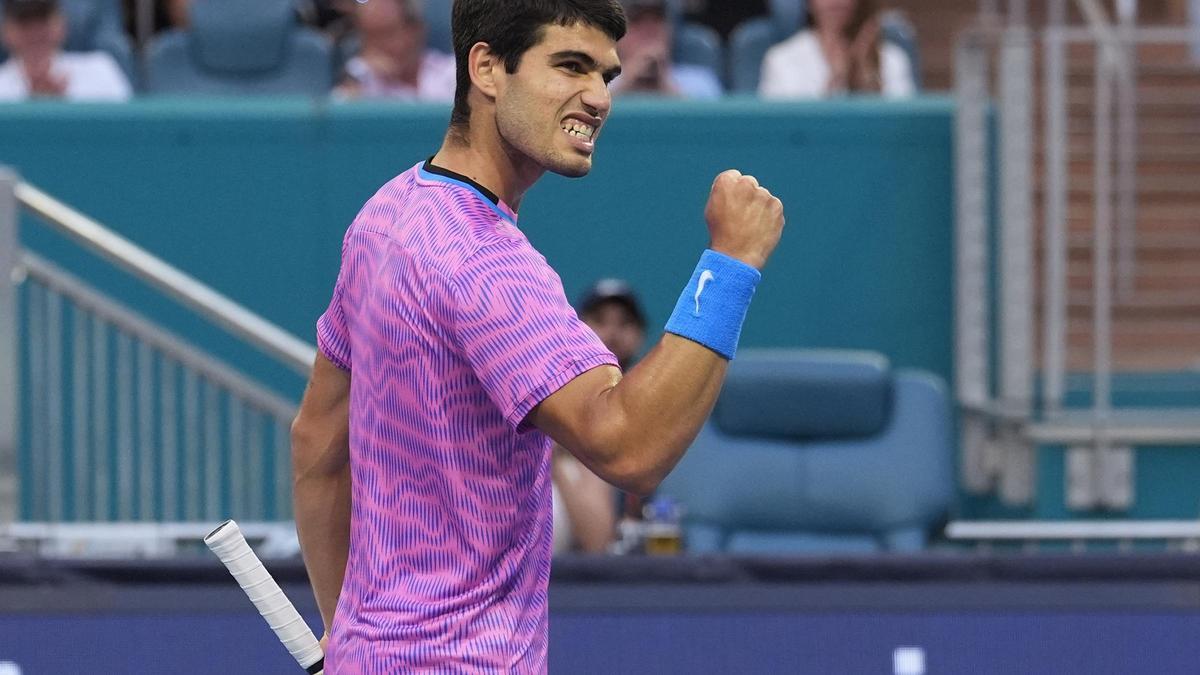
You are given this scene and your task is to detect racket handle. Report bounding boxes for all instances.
[205,519,325,674]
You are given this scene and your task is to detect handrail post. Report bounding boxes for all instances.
[998,20,1036,505]
[0,167,20,533]
[1043,0,1069,415]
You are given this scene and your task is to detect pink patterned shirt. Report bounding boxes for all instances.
[316,161,617,673]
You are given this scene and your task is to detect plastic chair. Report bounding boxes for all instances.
[144,0,333,96]
[422,0,453,55]
[673,22,723,75]
[658,350,955,554]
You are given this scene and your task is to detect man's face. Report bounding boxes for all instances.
[493,23,621,178]
[583,301,645,369]
[1,12,66,62]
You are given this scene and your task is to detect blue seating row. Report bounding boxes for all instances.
[2,0,919,97]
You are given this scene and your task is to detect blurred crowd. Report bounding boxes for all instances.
[0,0,919,102]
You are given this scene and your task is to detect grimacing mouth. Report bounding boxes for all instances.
[560,113,602,141]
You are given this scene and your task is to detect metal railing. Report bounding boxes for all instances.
[955,0,1200,511]
[946,519,1200,552]
[0,169,316,549]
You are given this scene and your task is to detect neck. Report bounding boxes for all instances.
[817,24,849,44]
[432,121,544,212]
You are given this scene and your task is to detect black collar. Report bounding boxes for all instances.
[423,157,501,206]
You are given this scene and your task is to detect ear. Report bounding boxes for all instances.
[467,42,501,101]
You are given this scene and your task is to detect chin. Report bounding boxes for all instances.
[545,153,593,179]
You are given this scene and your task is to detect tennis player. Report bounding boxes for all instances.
[291,0,785,671]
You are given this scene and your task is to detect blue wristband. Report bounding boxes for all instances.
[664,249,761,360]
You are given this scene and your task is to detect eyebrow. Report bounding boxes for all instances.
[549,50,623,80]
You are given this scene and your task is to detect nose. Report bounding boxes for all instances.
[580,75,612,119]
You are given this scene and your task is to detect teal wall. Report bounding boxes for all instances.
[7,98,1200,524]
[0,97,958,402]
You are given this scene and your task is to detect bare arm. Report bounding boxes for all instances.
[292,353,352,636]
[530,171,785,495]
[552,445,617,553]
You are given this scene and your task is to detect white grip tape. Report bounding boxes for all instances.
[205,520,325,673]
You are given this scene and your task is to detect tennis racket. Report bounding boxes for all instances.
[205,519,326,675]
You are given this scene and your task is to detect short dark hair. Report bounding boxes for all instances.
[450,0,627,132]
[3,0,58,21]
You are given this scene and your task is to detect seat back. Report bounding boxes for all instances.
[422,0,453,55]
[145,0,333,96]
[728,17,779,94]
[658,351,955,554]
[673,22,723,77]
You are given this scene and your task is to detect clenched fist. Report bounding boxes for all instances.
[704,170,785,271]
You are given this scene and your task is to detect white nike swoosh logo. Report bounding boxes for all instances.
[694,270,715,315]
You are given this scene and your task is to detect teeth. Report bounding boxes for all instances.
[562,121,595,140]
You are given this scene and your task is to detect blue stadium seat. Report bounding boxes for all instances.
[728,17,780,94]
[144,0,333,96]
[0,0,135,84]
[658,350,955,554]
[728,0,805,93]
[422,0,453,55]
[673,22,723,76]
[766,0,806,36]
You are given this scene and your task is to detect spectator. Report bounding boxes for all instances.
[611,0,722,99]
[335,0,455,102]
[759,0,914,99]
[0,0,131,101]
[552,280,648,554]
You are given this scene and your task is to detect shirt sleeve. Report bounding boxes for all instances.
[316,233,354,372]
[881,43,916,98]
[758,46,790,99]
[74,53,132,102]
[450,240,618,430]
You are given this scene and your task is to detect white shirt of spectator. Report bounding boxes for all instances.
[341,48,456,101]
[759,29,915,99]
[0,52,132,102]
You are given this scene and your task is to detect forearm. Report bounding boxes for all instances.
[294,461,351,633]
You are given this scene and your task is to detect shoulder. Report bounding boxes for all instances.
[58,51,131,100]
[0,60,22,100]
[881,41,911,68]
[879,41,916,96]
[767,30,820,61]
[352,164,525,276]
[59,51,122,74]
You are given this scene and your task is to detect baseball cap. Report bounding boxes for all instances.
[578,278,646,328]
[3,0,59,20]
